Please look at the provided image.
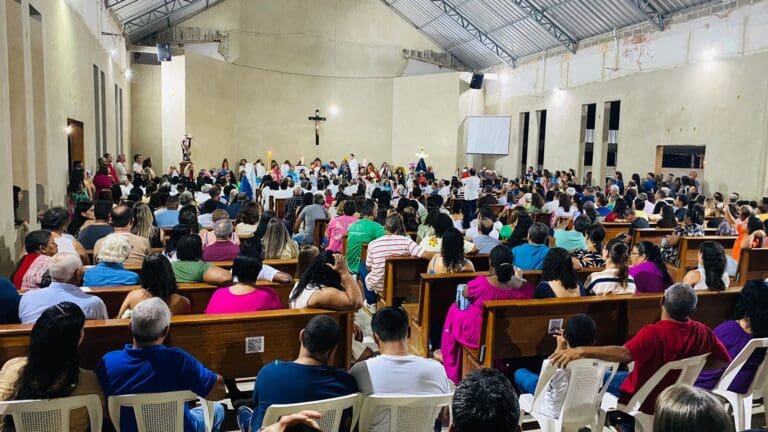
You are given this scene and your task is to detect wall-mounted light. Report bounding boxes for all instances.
[329,105,339,116]
[702,48,717,61]
[65,125,73,135]
[125,68,134,80]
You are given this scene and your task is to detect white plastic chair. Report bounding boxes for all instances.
[712,337,768,431]
[108,390,214,432]
[0,394,102,432]
[358,393,454,432]
[262,393,362,432]
[600,353,710,432]
[519,358,618,432]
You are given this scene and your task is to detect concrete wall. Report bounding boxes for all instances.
[130,64,162,168]
[0,0,130,275]
[392,73,461,176]
[154,0,442,171]
[483,1,768,198]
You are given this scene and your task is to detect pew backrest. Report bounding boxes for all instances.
[736,248,768,283]
[0,309,353,379]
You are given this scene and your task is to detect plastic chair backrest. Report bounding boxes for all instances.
[262,393,362,432]
[0,394,102,432]
[715,337,768,395]
[358,393,453,432]
[623,353,709,412]
[531,358,618,425]
[108,390,211,432]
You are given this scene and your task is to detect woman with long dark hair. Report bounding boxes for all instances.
[683,241,730,291]
[170,234,231,285]
[288,251,363,311]
[67,201,94,238]
[68,167,91,203]
[604,198,627,222]
[585,239,636,295]
[661,203,706,264]
[630,241,674,293]
[427,228,475,274]
[535,247,584,298]
[571,223,606,268]
[441,245,531,383]
[117,253,191,318]
[695,279,768,394]
[656,203,678,229]
[0,302,103,431]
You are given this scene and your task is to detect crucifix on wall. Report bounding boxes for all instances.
[308,109,326,146]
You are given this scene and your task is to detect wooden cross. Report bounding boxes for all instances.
[308,109,326,146]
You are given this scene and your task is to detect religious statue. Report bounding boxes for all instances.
[181,134,192,162]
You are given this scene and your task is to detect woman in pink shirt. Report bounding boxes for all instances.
[325,201,359,252]
[205,255,283,314]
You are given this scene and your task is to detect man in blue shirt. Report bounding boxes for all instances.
[154,194,181,228]
[96,298,226,432]
[511,222,551,270]
[83,234,140,287]
[236,315,359,432]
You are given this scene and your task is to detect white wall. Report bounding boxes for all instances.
[483,1,768,198]
[0,0,131,275]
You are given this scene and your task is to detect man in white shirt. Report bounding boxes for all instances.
[116,154,129,183]
[132,154,143,176]
[349,154,359,179]
[438,180,451,202]
[461,168,481,218]
[350,307,451,432]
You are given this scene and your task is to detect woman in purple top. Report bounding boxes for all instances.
[629,241,673,293]
[205,255,283,314]
[440,245,533,384]
[696,280,768,393]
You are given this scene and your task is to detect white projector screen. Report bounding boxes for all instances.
[466,116,511,155]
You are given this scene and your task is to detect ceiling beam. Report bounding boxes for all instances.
[122,0,197,35]
[428,0,516,68]
[509,0,577,53]
[625,0,665,31]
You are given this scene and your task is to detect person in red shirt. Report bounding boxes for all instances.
[104,153,119,184]
[550,283,730,416]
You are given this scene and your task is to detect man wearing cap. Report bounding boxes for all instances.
[83,234,140,287]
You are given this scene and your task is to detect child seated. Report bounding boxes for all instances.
[514,314,597,419]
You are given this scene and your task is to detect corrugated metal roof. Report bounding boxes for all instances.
[380,0,714,70]
[108,0,714,66]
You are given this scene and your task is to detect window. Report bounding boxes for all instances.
[657,146,706,169]
[519,112,530,177]
[115,84,123,155]
[93,65,101,159]
[536,110,547,169]
[581,103,596,173]
[100,70,107,156]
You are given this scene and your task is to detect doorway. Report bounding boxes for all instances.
[67,119,84,170]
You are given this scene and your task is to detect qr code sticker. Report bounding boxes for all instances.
[245,336,265,354]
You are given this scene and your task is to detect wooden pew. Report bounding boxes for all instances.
[87,247,163,263]
[461,289,741,377]
[313,218,329,248]
[405,273,479,357]
[488,204,505,218]
[532,213,551,225]
[0,309,353,379]
[602,222,633,241]
[631,228,675,247]
[631,228,717,248]
[377,255,491,309]
[403,268,604,356]
[275,198,288,218]
[735,248,768,283]
[668,236,737,282]
[87,281,296,317]
[123,259,298,276]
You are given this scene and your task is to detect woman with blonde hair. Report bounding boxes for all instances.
[130,202,161,247]
[263,219,299,259]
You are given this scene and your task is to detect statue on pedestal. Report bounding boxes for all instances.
[181,134,192,162]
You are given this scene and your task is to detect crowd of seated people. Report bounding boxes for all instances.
[2,154,768,431]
